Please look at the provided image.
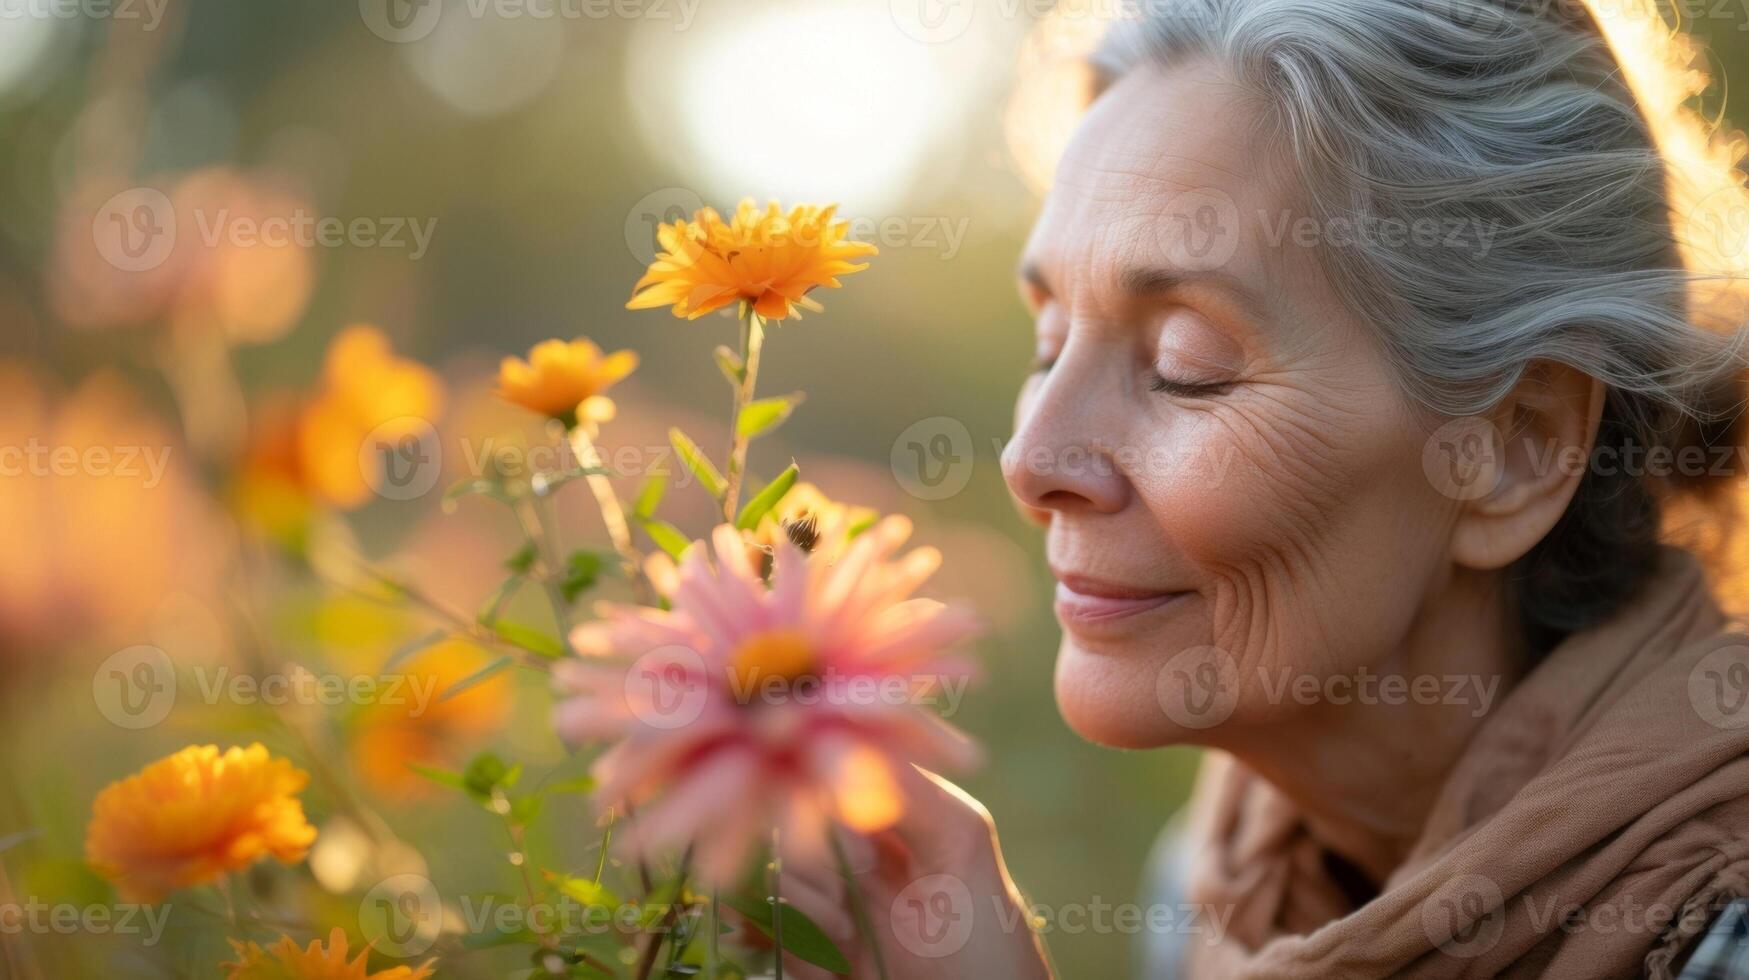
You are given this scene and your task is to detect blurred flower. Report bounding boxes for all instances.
[233,326,444,527]
[297,326,444,509]
[494,338,637,424]
[85,744,318,903]
[0,363,227,664]
[554,516,979,884]
[49,169,315,343]
[351,638,511,800]
[627,199,876,320]
[223,926,435,979]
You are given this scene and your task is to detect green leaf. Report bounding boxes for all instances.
[463,752,516,800]
[636,517,693,560]
[735,462,799,531]
[544,872,621,910]
[503,541,538,575]
[633,472,667,520]
[722,893,850,974]
[439,655,513,703]
[383,628,448,673]
[492,620,568,659]
[407,764,469,792]
[736,393,804,440]
[475,573,528,627]
[669,427,727,499]
[714,345,745,386]
[560,551,606,603]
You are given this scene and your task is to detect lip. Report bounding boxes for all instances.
[1051,571,1186,630]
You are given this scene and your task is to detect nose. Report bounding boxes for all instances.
[1002,363,1131,522]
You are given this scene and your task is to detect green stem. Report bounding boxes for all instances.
[832,827,890,980]
[722,305,766,523]
[771,825,784,980]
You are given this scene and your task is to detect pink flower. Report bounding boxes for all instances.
[553,515,980,884]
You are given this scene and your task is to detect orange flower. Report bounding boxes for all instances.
[85,744,318,903]
[223,927,435,979]
[627,199,876,320]
[350,638,511,800]
[494,337,637,423]
[295,326,444,509]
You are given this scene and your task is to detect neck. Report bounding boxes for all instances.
[1216,568,1528,885]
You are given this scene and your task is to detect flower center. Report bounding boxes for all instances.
[727,628,815,693]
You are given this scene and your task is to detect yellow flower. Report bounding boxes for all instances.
[223,927,435,980]
[85,744,318,903]
[296,325,444,510]
[627,199,877,321]
[494,338,637,423]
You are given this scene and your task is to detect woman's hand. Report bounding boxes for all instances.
[777,767,1054,980]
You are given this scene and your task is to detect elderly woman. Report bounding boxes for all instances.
[787,0,1749,976]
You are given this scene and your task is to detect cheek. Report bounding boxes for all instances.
[1135,395,1454,672]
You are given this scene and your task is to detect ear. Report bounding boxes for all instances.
[1450,362,1606,571]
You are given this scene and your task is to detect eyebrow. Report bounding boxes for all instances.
[1019,261,1271,322]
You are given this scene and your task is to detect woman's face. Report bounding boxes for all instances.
[1007,60,1465,748]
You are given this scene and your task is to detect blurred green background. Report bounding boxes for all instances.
[2,0,1745,976]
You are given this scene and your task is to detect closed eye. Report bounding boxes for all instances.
[1149,375,1233,398]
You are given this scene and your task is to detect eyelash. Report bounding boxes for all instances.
[1032,359,1231,399]
[1148,375,1232,398]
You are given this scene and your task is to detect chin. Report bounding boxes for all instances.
[1051,636,1180,749]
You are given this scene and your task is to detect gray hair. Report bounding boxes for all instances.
[1091,0,1749,645]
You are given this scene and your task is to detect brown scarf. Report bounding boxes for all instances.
[1184,549,1749,978]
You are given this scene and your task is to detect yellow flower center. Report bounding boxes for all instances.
[727,628,816,694]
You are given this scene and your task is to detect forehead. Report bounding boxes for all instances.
[1025,60,1291,295]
